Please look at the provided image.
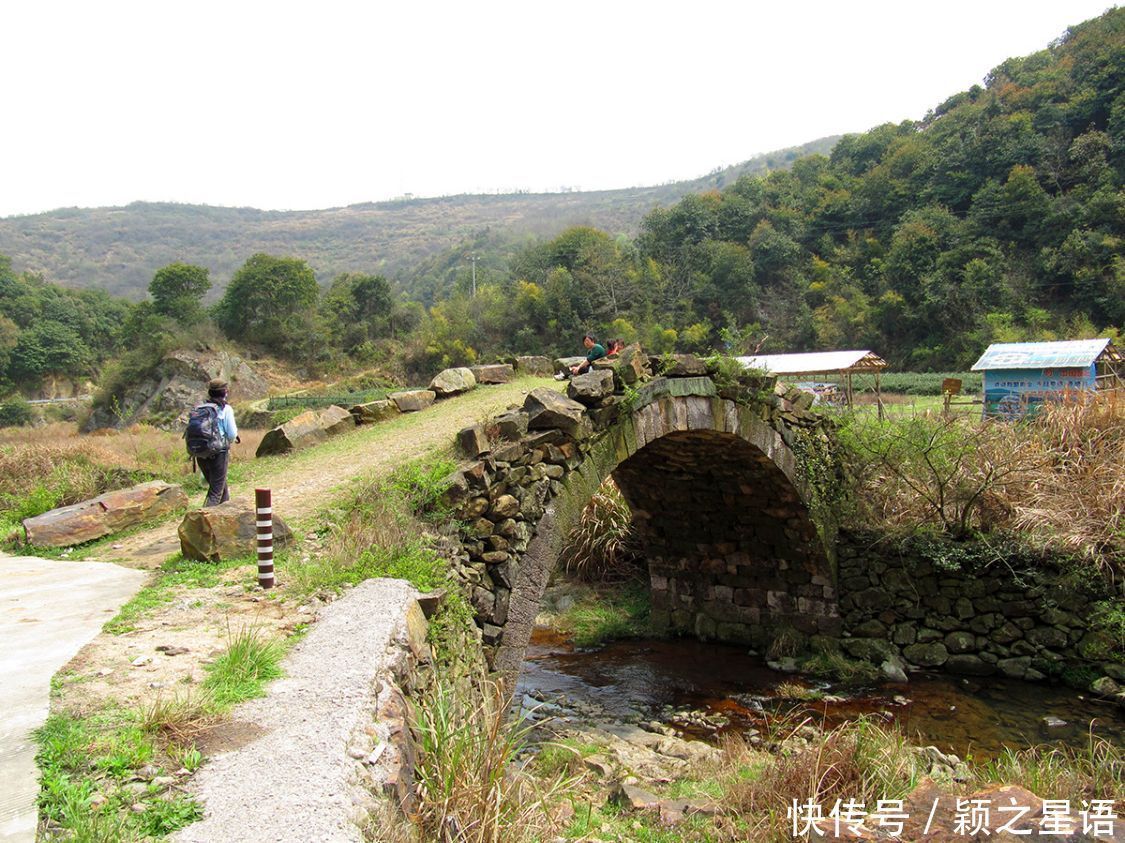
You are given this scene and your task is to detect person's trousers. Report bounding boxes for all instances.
[197,450,230,507]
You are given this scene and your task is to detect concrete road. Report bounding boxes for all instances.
[0,553,146,842]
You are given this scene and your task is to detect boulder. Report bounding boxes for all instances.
[178,502,293,562]
[23,481,188,547]
[429,367,476,397]
[515,356,553,377]
[491,410,528,442]
[469,364,513,384]
[389,390,436,413]
[656,354,708,377]
[616,343,651,385]
[523,388,590,439]
[553,356,586,374]
[903,642,949,667]
[83,348,268,431]
[255,405,355,457]
[349,399,401,425]
[567,369,615,405]
[458,424,490,458]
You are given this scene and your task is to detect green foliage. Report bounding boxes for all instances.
[388,456,457,517]
[554,582,651,648]
[0,397,33,427]
[215,253,320,356]
[202,625,285,708]
[35,710,203,840]
[149,262,210,322]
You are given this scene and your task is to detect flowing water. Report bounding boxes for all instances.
[518,631,1125,759]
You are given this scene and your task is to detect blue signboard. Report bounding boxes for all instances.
[982,366,1095,418]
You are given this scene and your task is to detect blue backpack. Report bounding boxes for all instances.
[184,402,226,458]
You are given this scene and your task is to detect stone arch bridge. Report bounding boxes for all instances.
[441,350,843,675]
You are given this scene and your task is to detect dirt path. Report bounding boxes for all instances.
[93,378,555,568]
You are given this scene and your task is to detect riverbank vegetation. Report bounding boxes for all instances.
[840,393,1125,574]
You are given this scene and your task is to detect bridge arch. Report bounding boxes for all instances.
[444,369,841,676]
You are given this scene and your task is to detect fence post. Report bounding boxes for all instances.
[255,488,275,589]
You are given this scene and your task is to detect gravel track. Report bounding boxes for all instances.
[173,578,418,843]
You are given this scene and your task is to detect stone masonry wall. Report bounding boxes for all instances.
[437,348,840,674]
[836,532,1122,687]
[615,429,838,647]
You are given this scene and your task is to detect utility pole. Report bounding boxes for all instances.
[469,255,479,297]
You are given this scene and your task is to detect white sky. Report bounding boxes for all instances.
[0,0,1115,218]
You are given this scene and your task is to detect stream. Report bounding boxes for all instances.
[517,630,1125,760]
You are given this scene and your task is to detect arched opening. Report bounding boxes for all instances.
[490,394,840,676]
[613,429,839,648]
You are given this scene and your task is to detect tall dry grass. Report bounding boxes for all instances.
[411,677,574,843]
[843,394,1125,570]
[1002,395,1125,565]
[558,477,643,582]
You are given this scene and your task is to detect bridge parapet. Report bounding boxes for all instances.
[439,349,845,675]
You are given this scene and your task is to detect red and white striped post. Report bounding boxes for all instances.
[255,488,275,589]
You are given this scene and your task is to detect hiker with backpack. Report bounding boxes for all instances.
[185,378,240,507]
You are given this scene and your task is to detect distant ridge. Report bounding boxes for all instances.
[0,137,839,300]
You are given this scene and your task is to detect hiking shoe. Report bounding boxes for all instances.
[553,372,567,381]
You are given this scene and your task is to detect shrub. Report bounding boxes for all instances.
[411,676,573,843]
[558,478,642,582]
[0,397,33,427]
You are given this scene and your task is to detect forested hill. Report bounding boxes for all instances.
[0,137,838,301]
[632,7,1124,368]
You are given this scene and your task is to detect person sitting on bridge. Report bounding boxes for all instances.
[555,333,606,380]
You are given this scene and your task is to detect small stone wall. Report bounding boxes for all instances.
[836,532,1122,686]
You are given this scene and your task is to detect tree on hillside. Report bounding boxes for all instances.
[322,272,393,351]
[8,322,92,383]
[150,262,211,322]
[216,254,319,354]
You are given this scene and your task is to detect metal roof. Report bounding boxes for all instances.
[736,350,887,375]
[970,339,1118,371]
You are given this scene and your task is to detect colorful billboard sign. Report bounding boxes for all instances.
[982,366,1095,418]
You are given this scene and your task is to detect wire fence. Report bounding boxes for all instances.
[267,387,393,411]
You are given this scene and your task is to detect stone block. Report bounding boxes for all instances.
[349,399,400,425]
[492,410,529,442]
[458,424,490,458]
[256,405,356,456]
[515,356,553,377]
[566,369,615,405]
[24,481,188,547]
[469,364,514,384]
[903,642,949,667]
[389,389,436,413]
[179,501,293,562]
[430,367,477,397]
[523,388,590,439]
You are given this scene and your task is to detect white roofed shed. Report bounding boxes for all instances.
[736,349,888,412]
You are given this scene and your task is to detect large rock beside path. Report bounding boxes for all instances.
[469,364,513,384]
[256,405,355,457]
[178,501,293,562]
[515,356,553,377]
[389,389,436,413]
[23,481,188,547]
[429,367,476,397]
[349,399,400,425]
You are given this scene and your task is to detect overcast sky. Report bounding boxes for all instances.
[0,1,1115,218]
